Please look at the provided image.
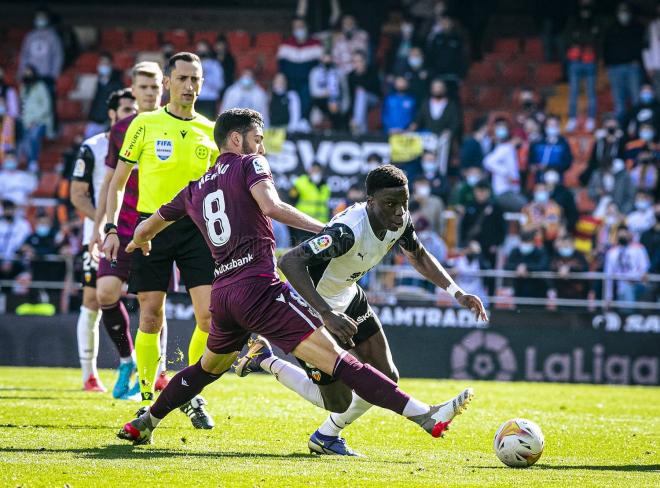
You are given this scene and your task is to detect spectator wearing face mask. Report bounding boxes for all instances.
[528,115,574,181]
[347,50,381,134]
[623,122,660,165]
[278,17,323,119]
[603,2,644,123]
[594,201,626,251]
[544,169,578,232]
[382,76,416,135]
[459,180,505,267]
[269,73,308,133]
[18,8,64,84]
[332,15,369,75]
[482,117,525,212]
[386,18,418,74]
[221,69,269,126]
[640,207,660,275]
[588,158,635,214]
[505,230,550,300]
[522,182,563,247]
[395,46,430,105]
[624,84,660,139]
[18,65,52,172]
[409,79,460,140]
[604,225,650,304]
[419,150,446,198]
[450,166,484,211]
[630,151,658,193]
[425,15,466,97]
[195,41,224,120]
[549,235,589,300]
[0,150,38,206]
[625,190,656,240]
[412,177,444,236]
[447,240,490,305]
[85,52,124,138]
[289,162,330,243]
[215,36,236,93]
[0,200,32,275]
[309,52,344,130]
[459,116,490,170]
[563,3,599,133]
[580,115,625,186]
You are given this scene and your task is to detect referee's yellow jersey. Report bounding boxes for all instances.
[119,106,219,214]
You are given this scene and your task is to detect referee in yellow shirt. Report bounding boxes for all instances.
[104,53,218,429]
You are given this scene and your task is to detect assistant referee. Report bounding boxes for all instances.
[103,52,219,429]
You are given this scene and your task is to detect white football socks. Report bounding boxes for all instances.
[318,392,373,437]
[77,306,101,381]
[402,397,430,418]
[260,356,325,409]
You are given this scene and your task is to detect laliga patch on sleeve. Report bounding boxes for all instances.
[72,158,86,178]
[252,156,270,175]
[308,234,333,254]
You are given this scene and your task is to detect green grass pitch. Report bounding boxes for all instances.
[0,367,658,487]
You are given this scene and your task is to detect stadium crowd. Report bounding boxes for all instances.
[0,0,658,311]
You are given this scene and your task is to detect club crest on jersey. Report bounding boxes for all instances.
[155,140,173,161]
[308,234,332,254]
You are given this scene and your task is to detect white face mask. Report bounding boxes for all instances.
[415,185,431,198]
[618,12,631,24]
[520,243,535,255]
[611,159,625,173]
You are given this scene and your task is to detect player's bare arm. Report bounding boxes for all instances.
[279,245,358,347]
[125,213,175,256]
[103,161,132,260]
[89,167,114,254]
[402,245,488,322]
[70,180,96,221]
[250,178,324,233]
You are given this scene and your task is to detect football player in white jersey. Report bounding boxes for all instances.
[235,164,487,455]
[70,89,137,392]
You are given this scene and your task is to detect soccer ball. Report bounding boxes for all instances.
[493,418,544,468]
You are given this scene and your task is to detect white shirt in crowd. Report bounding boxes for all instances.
[603,243,650,301]
[198,58,225,102]
[626,208,656,240]
[0,214,32,261]
[482,141,520,196]
[0,169,38,206]
[221,81,269,126]
[429,98,447,120]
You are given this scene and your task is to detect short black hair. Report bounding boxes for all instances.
[165,52,201,76]
[99,51,113,62]
[472,116,488,133]
[366,164,408,195]
[107,88,134,111]
[214,108,264,148]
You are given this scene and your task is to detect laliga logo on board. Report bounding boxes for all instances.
[451,331,517,381]
[155,140,173,161]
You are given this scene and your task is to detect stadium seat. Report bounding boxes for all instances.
[476,86,506,110]
[57,100,84,121]
[193,31,218,45]
[6,27,28,48]
[534,63,563,86]
[501,64,529,86]
[227,30,251,51]
[466,62,498,84]
[523,37,544,61]
[367,105,382,133]
[33,173,61,198]
[493,37,521,54]
[74,52,100,74]
[100,27,128,50]
[113,51,135,71]
[131,29,160,51]
[55,72,77,97]
[60,122,86,146]
[254,32,283,54]
[460,85,476,106]
[163,29,190,51]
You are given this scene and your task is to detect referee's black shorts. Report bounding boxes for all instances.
[129,214,214,293]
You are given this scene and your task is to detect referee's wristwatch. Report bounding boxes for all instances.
[104,223,118,234]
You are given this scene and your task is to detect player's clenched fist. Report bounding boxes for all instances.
[321,309,358,348]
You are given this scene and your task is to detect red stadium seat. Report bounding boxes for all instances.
[501,64,529,86]
[60,122,86,146]
[55,72,76,96]
[131,29,159,51]
[227,30,251,52]
[193,31,218,45]
[476,86,506,110]
[523,37,544,61]
[466,62,498,84]
[534,63,562,86]
[75,52,100,73]
[459,85,476,106]
[57,100,84,121]
[493,37,520,54]
[33,173,60,198]
[100,28,128,50]
[114,51,135,71]
[6,28,28,48]
[255,32,283,54]
[163,30,190,51]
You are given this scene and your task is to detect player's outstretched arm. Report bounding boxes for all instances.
[89,168,114,254]
[70,180,96,220]
[251,179,325,234]
[403,244,488,322]
[125,213,174,256]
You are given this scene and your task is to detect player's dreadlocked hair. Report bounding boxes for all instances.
[214,108,264,148]
[365,164,408,195]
